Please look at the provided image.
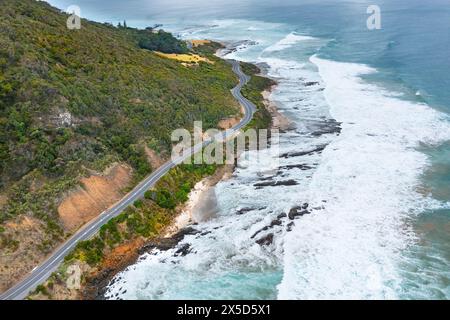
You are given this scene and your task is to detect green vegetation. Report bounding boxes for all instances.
[65,162,216,266]
[192,41,224,55]
[33,284,50,297]
[61,59,275,271]
[0,234,19,252]
[0,1,276,298]
[191,44,275,131]
[0,0,239,251]
[240,62,276,130]
[25,39,276,300]
[135,29,189,54]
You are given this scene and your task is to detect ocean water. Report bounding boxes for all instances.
[48,0,450,299]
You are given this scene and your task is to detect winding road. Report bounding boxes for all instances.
[0,59,256,300]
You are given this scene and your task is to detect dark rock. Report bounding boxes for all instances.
[236,206,267,215]
[138,227,199,254]
[251,225,270,239]
[270,219,282,227]
[82,228,200,300]
[258,176,275,181]
[236,207,254,215]
[288,207,298,220]
[256,233,274,246]
[174,243,191,257]
[304,81,320,87]
[279,164,313,171]
[277,213,287,219]
[311,129,341,137]
[286,222,295,232]
[280,145,327,159]
[311,120,342,137]
[250,213,286,239]
[254,180,298,188]
[288,206,311,220]
[251,217,283,239]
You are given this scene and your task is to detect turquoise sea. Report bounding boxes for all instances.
[49,0,450,299]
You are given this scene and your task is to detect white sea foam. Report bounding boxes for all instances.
[105,40,334,300]
[277,56,450,299]
[264,32,316,52]
[105,20,450,300]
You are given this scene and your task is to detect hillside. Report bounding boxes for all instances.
[0,0,240,291]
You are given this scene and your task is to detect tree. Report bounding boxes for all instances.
[136,29,188,54]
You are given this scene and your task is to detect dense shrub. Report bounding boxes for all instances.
[0,0,238,227]
[135,29,188,54]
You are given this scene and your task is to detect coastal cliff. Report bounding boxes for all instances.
[0,0,277,300]
[27,46,277,300]
[0,0,241,296]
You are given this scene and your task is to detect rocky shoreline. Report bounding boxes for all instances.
[82,164,234,300]
[81,46,284,300]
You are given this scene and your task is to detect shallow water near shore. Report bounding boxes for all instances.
[52,0,450,300]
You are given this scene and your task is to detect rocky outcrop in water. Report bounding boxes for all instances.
[251,218,283,240]
[254,179,298,188]
[138,227,200,255]
[288,204,311,220]
[311,119,342,137]
[286,222,295,232]
[251,203,311,246]
[174,243,192,257]
[279,164,313,171]
[256,233,274,246]
[219,40,259,56]
[304,81,320,87]
[236,206,267,215]
[280,145,327,159]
